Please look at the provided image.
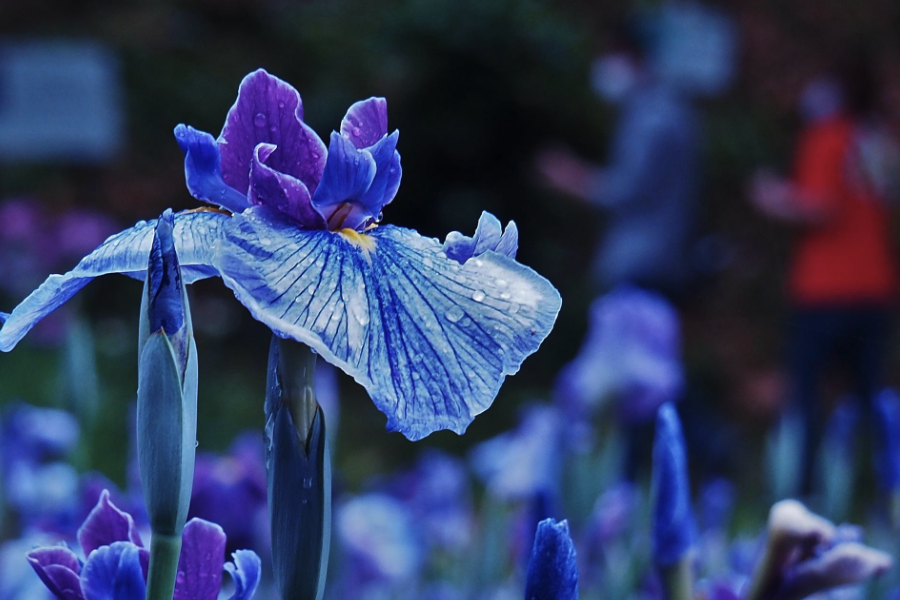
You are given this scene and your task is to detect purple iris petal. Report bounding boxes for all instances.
[311,132,377,230]
[78,490,143,557]
[224,550,262,600]
[249,143,325,229]
[174,125,250,213]
[340,97,388,149]
[173,519,227,600]
[443,212,518,264]
[80,542,146,600]
[218,69,326,197]
[26,546,84,600]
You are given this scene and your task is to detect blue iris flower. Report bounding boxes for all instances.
[26,490,261,600]
[0,69,561,441]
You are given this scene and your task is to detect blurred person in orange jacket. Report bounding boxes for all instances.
[751,54,900,495]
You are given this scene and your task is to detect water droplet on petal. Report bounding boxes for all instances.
[497,279,507,288]
[472,290,486,302]
[254,113,267,127]
[352,126,361,136]
[303,477,313,488]
[278,101,285,108]
[445,306,464,323]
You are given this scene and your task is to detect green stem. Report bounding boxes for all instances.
[660,556,694,600]
[145,534,182,600]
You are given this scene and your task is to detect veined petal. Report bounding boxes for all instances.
[340,97,388,149]
[214,208,561,440]
[249,143,325,229]
[174,124,249,213]
[218,69,326,196]
[311,132,377,230]
[80,542,146,600]
[78,490,144,557]
[173,519,226,600]
[225,550,262,600]
[0,211,227,352]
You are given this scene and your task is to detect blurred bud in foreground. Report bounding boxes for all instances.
[652,403,696,600]
[525,518,578,600]
[136,209,199,600]
[265,336,330,600]
[745,500,891,600]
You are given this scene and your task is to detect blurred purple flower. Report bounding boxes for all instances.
[188,433,268,556]
[337,493,423,587]
[26,490,261,600]
[554,286,683,424]
[585,482,640,547]
[470,403,562,501]
[1,403,81,533]
[391,450,474,552]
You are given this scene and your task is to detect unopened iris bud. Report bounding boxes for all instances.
[524,518,579,600]
[137,209,199,600]
[265,336,330,600]
[652,403,696,600]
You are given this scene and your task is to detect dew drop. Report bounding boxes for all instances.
[307,284,316,294]
[509,303,520,314]
[352,126,361,136]
[254,113,267,127]
[278,101,285,108]
[497,278,507,288]
[472,259,483,268]
[445,306,464,323]
[472,290,486,302]
[270,125,278,133]
[303,477,313,488]
[500,292,511,300]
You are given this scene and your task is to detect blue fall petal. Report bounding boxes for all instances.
[174,125,250,213]
[224,550,262,600]
[80,542,147,600]
[214,207,561,440]
[0,210,227,352]
[651,403,696,566]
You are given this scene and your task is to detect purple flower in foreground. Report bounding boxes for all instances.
[26,490,261,600]
[0,69,561,441]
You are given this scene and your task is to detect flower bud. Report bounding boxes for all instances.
[524,518,579,600]
[265,336,330,600]
[137,209,198,540]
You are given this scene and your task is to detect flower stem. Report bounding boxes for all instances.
[660,556,694,600]
[145,534,182,600]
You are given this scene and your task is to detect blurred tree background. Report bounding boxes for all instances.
[1,0,900,494]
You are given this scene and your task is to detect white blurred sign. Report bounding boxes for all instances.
[0,40,123,163]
